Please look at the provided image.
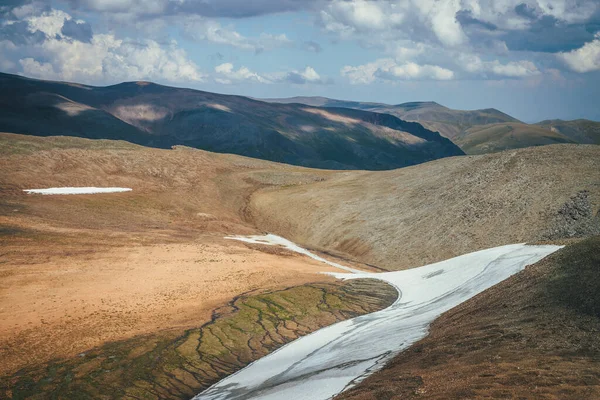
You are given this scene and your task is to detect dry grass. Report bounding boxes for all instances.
[1,133,598,399]
[0,133,340,376]
[454,122,575,154]
[249,144,600,270]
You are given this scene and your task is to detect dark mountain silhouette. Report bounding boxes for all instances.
[0,73,463,170]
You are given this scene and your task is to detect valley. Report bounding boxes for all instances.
[2,1,600,398]
[1,130,598,399]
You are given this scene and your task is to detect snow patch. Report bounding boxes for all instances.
[196,235,562,400]
[24,187,132,195]
[225,234,363,273]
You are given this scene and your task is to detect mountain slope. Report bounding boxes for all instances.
[536,119,600,145]
[336,236,600,399]
[0,132,394,387]
[264,97,520,140]
[454,122,576,155]
[1,133,598,398]
[0,89,154,145]
[249,144,600,271]
[265,97,600,155]
[361,101,520,140]
[0,73,463,170]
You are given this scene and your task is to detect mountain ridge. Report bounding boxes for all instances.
[535,118,600,145]
[454,122,577,155]
[265,96,600,154]
[263,96,521,140]
[0,72,463,170]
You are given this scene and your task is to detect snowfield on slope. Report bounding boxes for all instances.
[195,234,562,400]
[23,187,132,195]
[225,234,364,273]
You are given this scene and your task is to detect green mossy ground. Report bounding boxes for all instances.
[1,279,396,400]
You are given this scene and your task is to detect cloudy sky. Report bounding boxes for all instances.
[1,0,599,122]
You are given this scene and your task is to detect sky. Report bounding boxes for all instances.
[1,0,600,122]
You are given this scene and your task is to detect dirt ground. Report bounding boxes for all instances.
[0,235,346,376]
[0,133,344,376]
[2,133,599,398]
[2,279,397,399]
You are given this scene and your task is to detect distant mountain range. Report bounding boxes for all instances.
[0,73,463,170]
[263,97,520,140]
[535,119,600,145]
[265,96,600,155]
[2,73,597,165]
[453,122,577,155]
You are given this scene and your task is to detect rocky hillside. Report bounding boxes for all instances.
[249,144,600,270]
[358,101,520,140]
[0,73,463,170]
[536,119,600,145]
[1,133,598,399]
[267,96,600,155]
[454,122,576,155]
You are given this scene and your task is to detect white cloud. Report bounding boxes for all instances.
[75,0,169,14]
[320,0,405,37]
[343,53,539,83]
[558,34,600,73]
[214,63,233,74]
[318,0,600,53]
[183,16,291,53]
[393,43,427,61]
[341,58,454,84]
[322,0,391,32]
[386,62,454,80]
[2,9,204,84]
[215,63,327,85]
[20,58,58,78]
[26,8,71,38]
[10,2,46,19]
[413,0,466,47]
[536,0,598,24]
[214,62,270,84]
[320,0,466,47]
[300,66,321,82]
[459,54,540,77]
[457,0,598,29]
[490,60,539,77]
[20,34,204,83]
[278,66,328,84]
[341,59,394,84]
